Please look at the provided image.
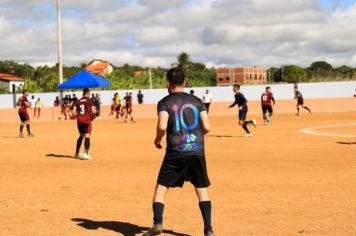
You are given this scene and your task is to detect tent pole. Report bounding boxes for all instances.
[57,0,64,105]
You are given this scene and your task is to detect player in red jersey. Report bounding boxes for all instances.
[74,88,96,160]
[124,92,135,123]
[17,90,34,137]
[261,86,276,125]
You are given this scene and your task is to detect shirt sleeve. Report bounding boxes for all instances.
[157,100,168,115]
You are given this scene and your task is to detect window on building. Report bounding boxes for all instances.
[226,77,230,81]
[255,75,258,80]
[219,78,223,81]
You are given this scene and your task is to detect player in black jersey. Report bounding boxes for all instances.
[229,84,256,137]
[294,88,311,115]
[144,68,215,236]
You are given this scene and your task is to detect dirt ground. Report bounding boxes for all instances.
[0,102,355,236]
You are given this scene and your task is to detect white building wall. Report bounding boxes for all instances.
[0,81,355,109]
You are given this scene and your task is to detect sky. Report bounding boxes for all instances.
[0,0,356,68]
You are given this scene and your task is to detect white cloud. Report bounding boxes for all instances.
[0,0,355,68]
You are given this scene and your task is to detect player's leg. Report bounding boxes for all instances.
[262,106,268,125]
[195,188,214,236]
[75,134,84,158]
[302,105,312,114]
[37,107,41,119]
[19,115,25,137]
[144,184,168,236]
[82,123,93,159]
[25,114,34,137]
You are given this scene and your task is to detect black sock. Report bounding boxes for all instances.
[297,108,300,114]
[76,136,84,154]
[26,124,31,134]
[153,202,164,225]
[84,138,90,154]
[20,125,24,133]
[199,201,213,233]
[242,123,250,133]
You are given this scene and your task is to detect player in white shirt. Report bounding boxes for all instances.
[202,89,212,113]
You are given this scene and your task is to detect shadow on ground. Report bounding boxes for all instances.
[46,153,76,159]
[336,142,356,145]
[207,134,241,138]
[71,218,191,236]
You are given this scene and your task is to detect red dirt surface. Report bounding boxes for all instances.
[0,99,355,236]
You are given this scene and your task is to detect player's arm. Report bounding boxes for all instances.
[271,95,276,105]
[200,111,211,134]
[229,100,237,108]
[154,112,169,149]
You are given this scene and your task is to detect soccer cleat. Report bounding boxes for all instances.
[74,153,80,159]
[251,119,257,127]
[244,133,253,138]
[28,133,35,137]
[205,231,215,236]
[19,132,24,138]
[80,153,93,160]
[143,224,163,236]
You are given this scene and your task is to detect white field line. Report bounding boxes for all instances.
[300,123,356,138]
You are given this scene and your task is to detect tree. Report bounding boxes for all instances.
[275,65,307,83]
[309,61,333,77]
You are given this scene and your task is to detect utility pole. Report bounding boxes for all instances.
[149,67,153,89]
[57,0,64,104]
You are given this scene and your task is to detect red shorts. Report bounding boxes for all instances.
[77,123,92,135]
[19,112,29,122]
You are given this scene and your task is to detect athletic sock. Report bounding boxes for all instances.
[199,201,213,233]
[76,136,84,154]
[153,202,164,225]
[26,124,31,134]
[242,122,250,134]
[84,138,90,154]
[297,107,300,114]
[20,125,24,133]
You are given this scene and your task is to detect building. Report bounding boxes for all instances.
[0,73,25,92]
[216,67,268,86]
[85,60,114,77]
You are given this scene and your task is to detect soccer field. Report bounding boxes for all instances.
[0,111,355,236]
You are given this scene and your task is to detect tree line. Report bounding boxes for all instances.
[0,53,355,94]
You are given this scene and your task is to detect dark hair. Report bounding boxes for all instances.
[167,68,185,87]
[83,88,90,95]
[233,84,240,90]
[22,89,28,94]
[190,90,194,94]
[266,86,271,90]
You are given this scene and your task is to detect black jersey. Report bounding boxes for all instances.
[230,92,248,109]
[157,92,207,157]
[295,91,304,102]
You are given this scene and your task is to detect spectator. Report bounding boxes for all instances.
[354,89,356,97]
[35,98,44,119]
[95,93,101,117]
[54,96,60,107]
[53,96,61,120]
[137,90,144,104]
[72,94,78,103]
[202,89,213,113]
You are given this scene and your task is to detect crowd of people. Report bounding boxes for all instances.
[54,93,101,120]
[110,92,135,122]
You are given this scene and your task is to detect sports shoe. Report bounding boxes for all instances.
[79,153,93,160]
[19,132,24,138]
[244,133,253,138]
[251,119,257,127]
[74,153,80,159]
[205,231,215,236]
[143,224,163,236]
[28,133,35,137]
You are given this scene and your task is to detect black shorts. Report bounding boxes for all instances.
[19,112,29,122]
[77,123,92,135]
[262,105,273,114]
[239,108,248,121]
[157,155,211,188]
[297,99,304,106]
[115,104,121,112]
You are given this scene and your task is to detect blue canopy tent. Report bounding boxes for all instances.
[58,70,111,89]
